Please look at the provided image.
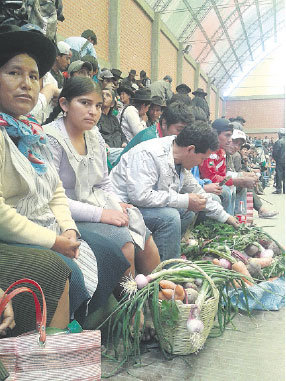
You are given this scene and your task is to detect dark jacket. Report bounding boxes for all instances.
[97,112,127,148]
[272,136,285,164]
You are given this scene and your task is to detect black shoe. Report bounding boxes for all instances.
[272,190,282,194]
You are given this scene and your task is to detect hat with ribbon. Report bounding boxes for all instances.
[192,88,207,96]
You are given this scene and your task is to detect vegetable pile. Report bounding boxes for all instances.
[99,259,254,374]
[181,221,285,282]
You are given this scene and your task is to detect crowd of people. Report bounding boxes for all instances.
[0,24,284,344]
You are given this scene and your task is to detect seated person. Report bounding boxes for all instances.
[120,88,151,142]
[44,77,160,299]
[199,119,258,215]
[113,101,194,167]
[146,96,166,127]
[110,122,238,261]
[0,25,128,325]
[97,88,127,165]
[65,29,98,59]
[228,136,278,219]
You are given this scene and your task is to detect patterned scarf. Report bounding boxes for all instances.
[0,113,47,174]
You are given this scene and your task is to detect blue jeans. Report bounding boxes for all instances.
[220,185,236,215]
[138,207,195,261]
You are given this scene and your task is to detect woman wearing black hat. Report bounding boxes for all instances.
[0,26,123,333]
[120,88,152,142]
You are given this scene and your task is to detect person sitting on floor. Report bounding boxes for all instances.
[110,122,239,261]
[146,96,166,127]
[120,88,151,142]
[199,118,258,215]
[97,88,127,166]
[44,77,160,302]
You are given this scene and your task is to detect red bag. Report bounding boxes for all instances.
[0,279,101,380]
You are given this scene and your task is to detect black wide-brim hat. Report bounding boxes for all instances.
[0,25,56,78]
[131,88,151,102]
[176,83,191,94]
[150,96,166,107]
[192,88,207,96]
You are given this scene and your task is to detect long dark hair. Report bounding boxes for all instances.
[44,77,102,124]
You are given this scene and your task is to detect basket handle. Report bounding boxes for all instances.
[0,279,47,344]
[152,258,219,301]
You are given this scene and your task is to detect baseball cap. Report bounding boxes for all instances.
[57,41,71,55]
[212,118,233,132]
[68,60,92,75]
[232,129,246,142]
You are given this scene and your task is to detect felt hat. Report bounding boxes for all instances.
[192,88,207,96]
[0,24,56,78]
[111,68,123,79]
[129,69,137,76]
[150,96,166,107]
[235,116,246,124]
[68,60,93,75]
[176,83,191,94]
[117,85,134,97]
[131,88,152,102]
[212,118,233,132]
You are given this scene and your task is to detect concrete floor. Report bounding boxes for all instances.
[102,183,285,381]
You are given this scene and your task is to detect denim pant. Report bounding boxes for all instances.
[138,207,196,261]
[220,185,236,215]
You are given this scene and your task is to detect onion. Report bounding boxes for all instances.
[187,318,204,334]
[186,305,204,333]
[181,254,187,260]
[259,249,274,259]
[219,258,232,269]
[135,274,149,289]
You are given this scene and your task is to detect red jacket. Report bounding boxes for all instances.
[199,148,233,186]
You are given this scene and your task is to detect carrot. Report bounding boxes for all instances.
[158,291,168,300]
[249,257,273,269]
[161,288,173,299]
[232,261,254,286]
[159,280,176,290]
[174,284,185,301]
[212,258,221,266]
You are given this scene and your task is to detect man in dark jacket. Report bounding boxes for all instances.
[272,129,285,194]
[191,88,210,121]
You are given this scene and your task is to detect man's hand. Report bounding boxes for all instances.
[188,194,207,212]
[0,289,16,337]
[226,215,240,229]
[233,176,258,189]
[100,209,129,227]
[52,235,81,259]
[203,183,222,195]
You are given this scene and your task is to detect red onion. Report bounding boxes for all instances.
[186,305,204,334]
[259,249,274,259]
[219,258,232,269]
[135,274,149,289]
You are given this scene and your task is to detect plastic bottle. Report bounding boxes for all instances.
[237,201,247,224]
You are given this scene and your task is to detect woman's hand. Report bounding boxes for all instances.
[52,234,81,259]
[100,209,129,227]
[0,289,16,337]
[119,202,134,214]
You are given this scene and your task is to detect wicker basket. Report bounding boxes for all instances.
[150,259,219,355]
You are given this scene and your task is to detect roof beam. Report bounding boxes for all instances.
[234,0,253,61]
[254,0,265,51]
[182,0,233,83]
[273,0,277,42]
[210,0,243,71]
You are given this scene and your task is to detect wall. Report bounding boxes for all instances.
[182,58,195,91]
[158,32,177,92]
[225,97,285,135]
[209,88,216,121]
[58,0,109,62]
[120,0,152,76]
[58,0,220,114]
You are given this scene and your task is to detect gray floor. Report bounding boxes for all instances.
[102,183,285,381]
